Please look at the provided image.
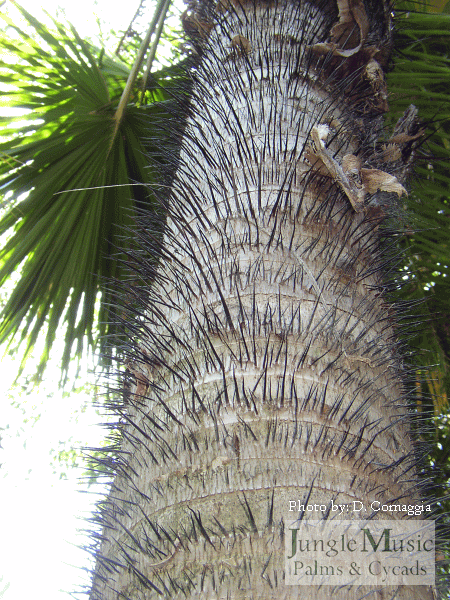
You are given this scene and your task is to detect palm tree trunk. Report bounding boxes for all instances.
[89,1,434,598]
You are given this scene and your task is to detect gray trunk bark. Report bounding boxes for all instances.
[89,1,434,598]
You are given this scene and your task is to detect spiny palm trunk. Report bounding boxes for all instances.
[89,1,433,598]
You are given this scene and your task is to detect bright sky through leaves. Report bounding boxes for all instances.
[9,0,140,44]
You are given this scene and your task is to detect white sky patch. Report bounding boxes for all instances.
[0,348,112,599]
[7,0,141,44]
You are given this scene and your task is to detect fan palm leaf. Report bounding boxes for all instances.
[0,3,186,383]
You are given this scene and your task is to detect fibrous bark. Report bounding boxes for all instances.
[89,1,434,598]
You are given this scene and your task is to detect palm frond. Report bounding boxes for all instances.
[0,4,185,384]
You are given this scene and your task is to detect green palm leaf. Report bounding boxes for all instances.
[0,4,184,383]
